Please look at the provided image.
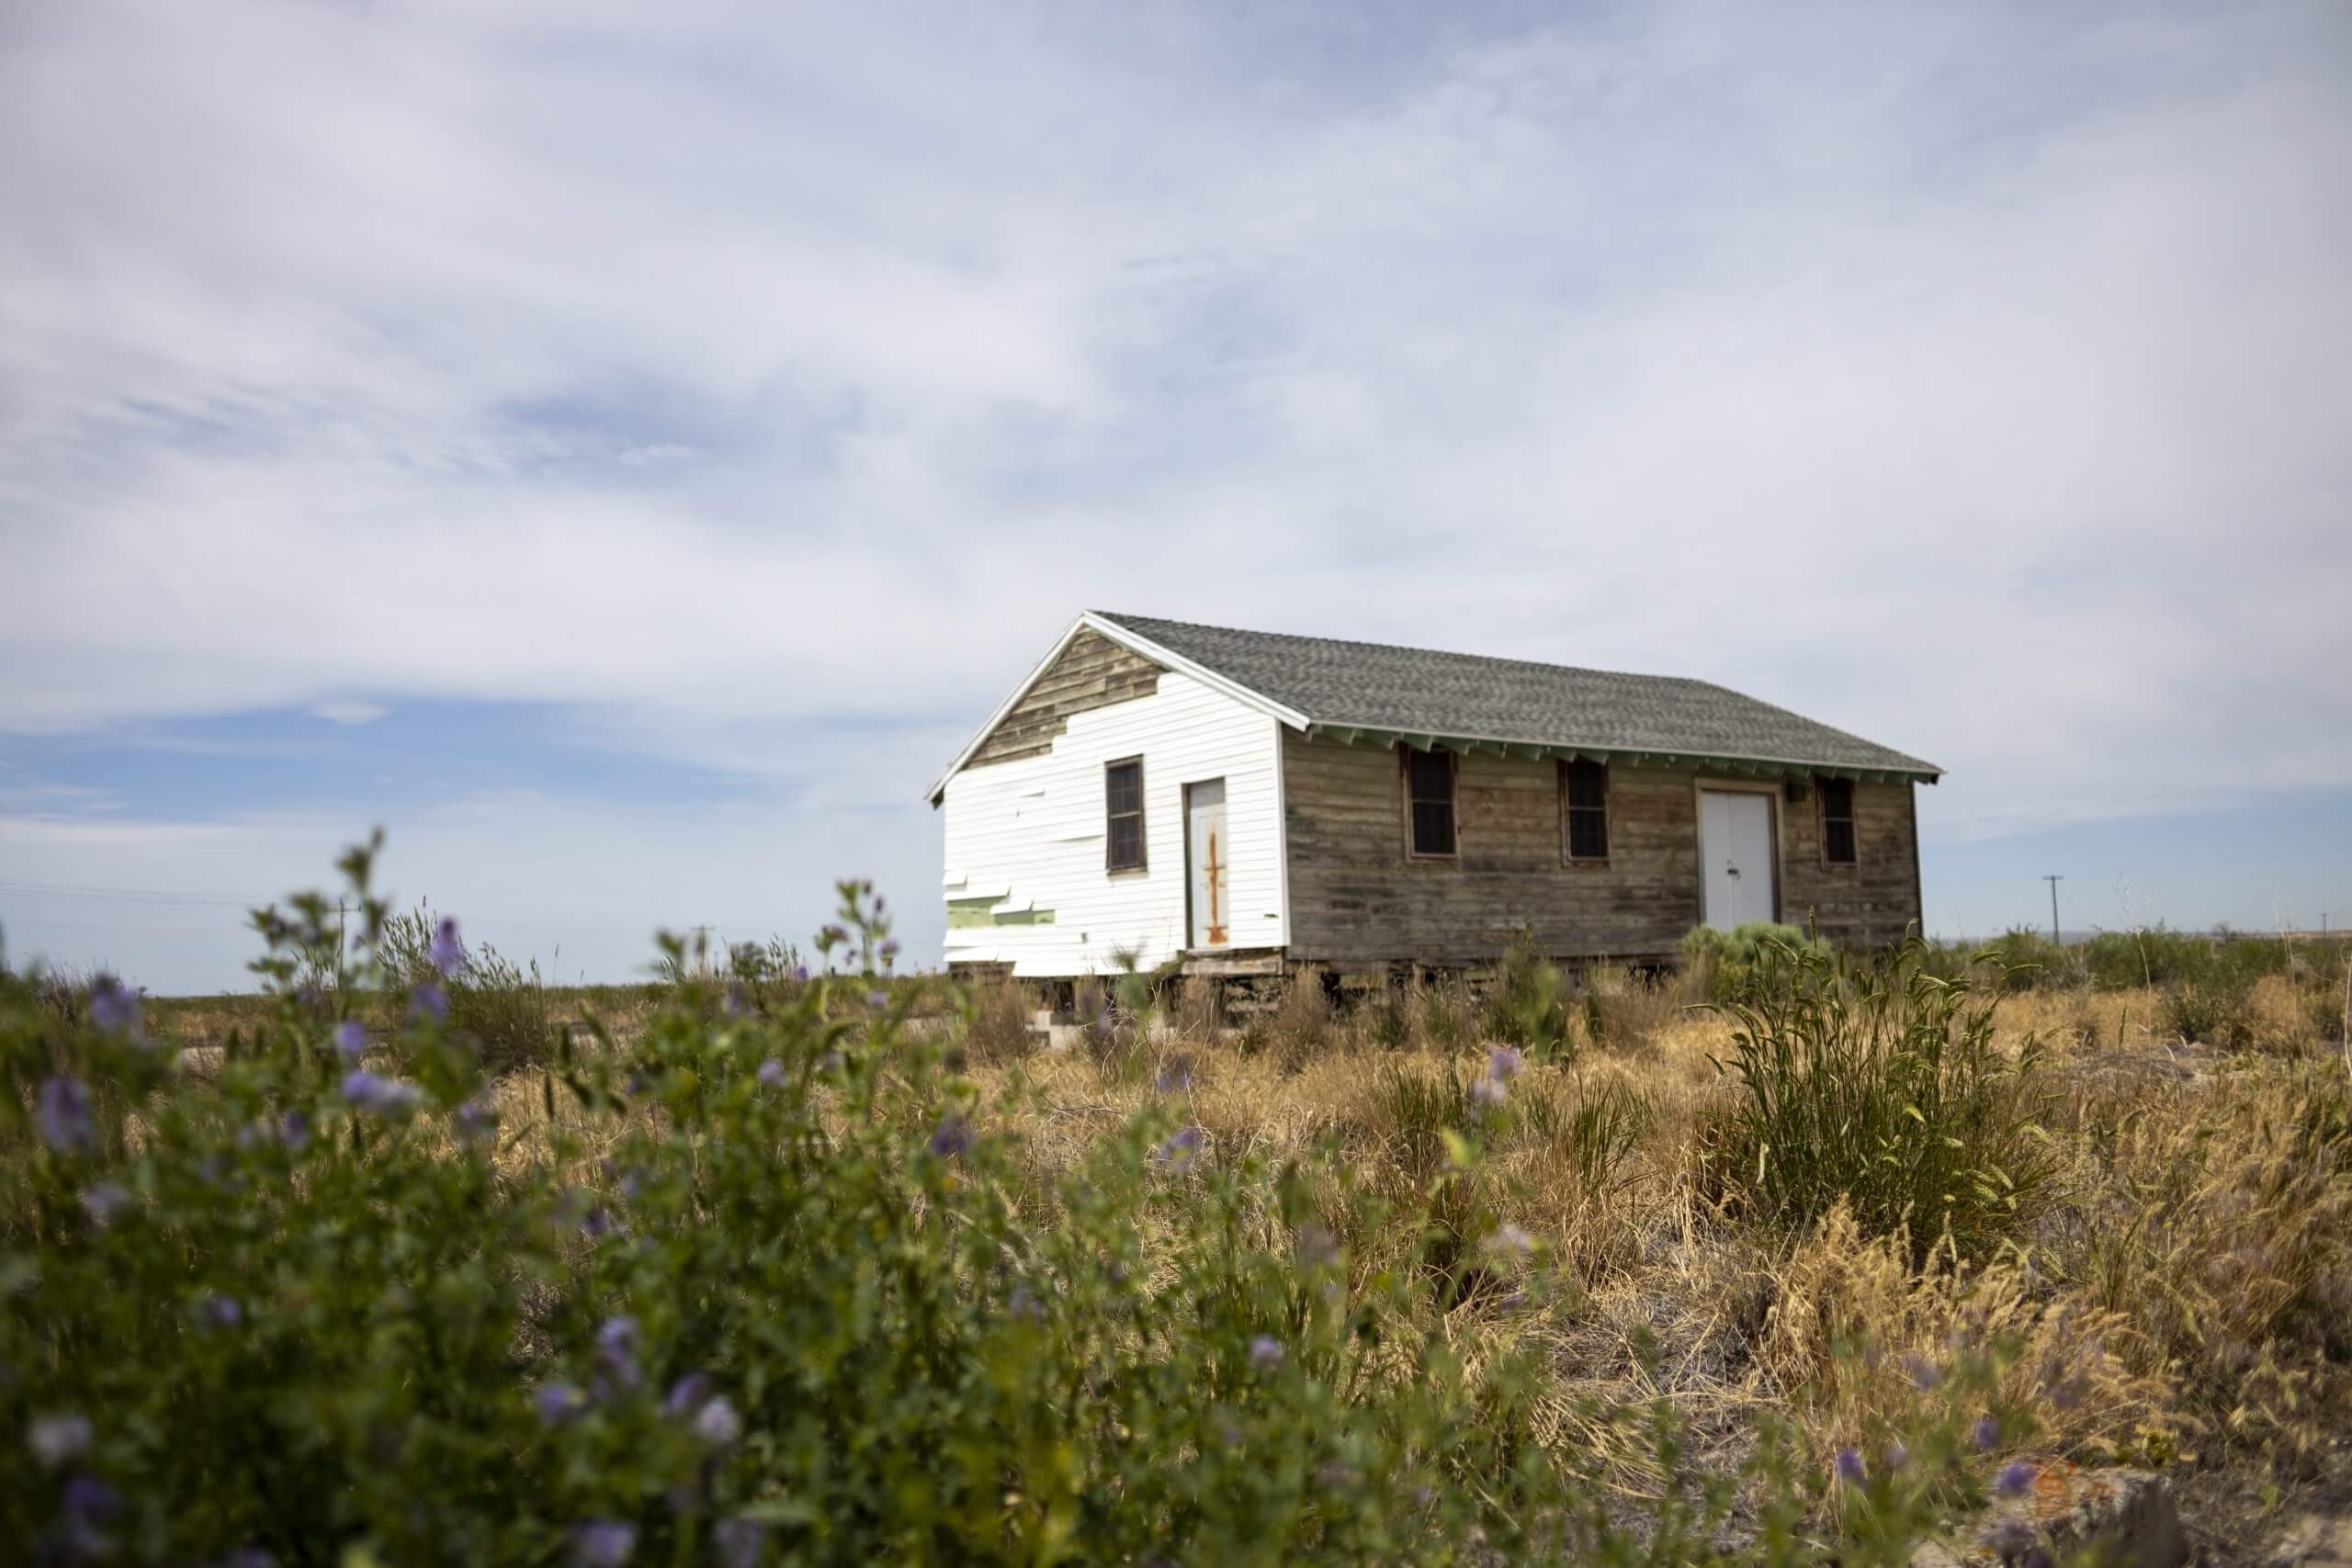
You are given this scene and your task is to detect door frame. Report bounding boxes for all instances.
[1182,776,1230,951]
[1691,779,1782,929]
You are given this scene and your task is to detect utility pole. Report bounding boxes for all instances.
[2042,874,2064,946]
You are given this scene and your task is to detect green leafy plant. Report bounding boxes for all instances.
[1702,936,2056,1265]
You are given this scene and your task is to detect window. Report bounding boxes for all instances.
[1818,776,1857,865]
[1404,747,1456,858]
[1105,758,1146,872]
[1562,758,1610,861]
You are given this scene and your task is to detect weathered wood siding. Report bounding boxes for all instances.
[967,628,1160,769]
[1279,732,1920,965]
[1779,779,1922,948]
[941,671,1286,976]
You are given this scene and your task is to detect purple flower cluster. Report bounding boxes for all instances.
[1468,1045,1526,1111]
[88,974,141,1037]
[342,1070,423,1117]
[78,1182,132,1228]
[37,1075,96,1156]
[1249,1335,1284,1372]
[595,1315,640,1390]
[334,1020,367,1061]
[1155,1125,1204,1172]
[536,1381,590,1426]
[410,980,449,1025]
[570,1519,635,1567]
[430,916,466,976]
[929,1111,975,1159]
[755,1058,787,1089]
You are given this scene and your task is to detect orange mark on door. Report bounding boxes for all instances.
[1204,829,1227,945]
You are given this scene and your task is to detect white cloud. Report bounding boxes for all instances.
[1,0,2347,981]
[308,701,390,726]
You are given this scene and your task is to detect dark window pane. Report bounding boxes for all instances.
[1408,749,1453,802]
[1818,777,1856,864]
[1106,760,1145,870]
[1107,761,1141,816]
[1566,759,1607,809]
[1567,808,1609,860]
[1412,800,1455,857]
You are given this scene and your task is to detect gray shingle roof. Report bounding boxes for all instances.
[1094,612,1940,781]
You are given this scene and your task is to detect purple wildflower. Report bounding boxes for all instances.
[1487,1045,1528,1080]
[581,1206,616,1240]
[537,1381,589,1425]
[36,1075,96,1156]
[334,1020,367,1060]
[1981,1518,2038,1562]
[692,1396,741,1447]
[1467,1071,1508,1111]
[1904,1353,1941,1391]
[1154,1054,1196,1093]
[595,1315,640,1388]
[1156,1126,1204,1171]
[88,975,141,1036]
[28,1414,92,1468]
[755,1058,786,1089]
[711,1517,766,1568]
[455,1096,497,1141]
[1835,1447,1866,1486]
[342,1070,423,1116]
[789,964,809,984]
[410,980,448,1025]
[78,1182,131,1227]
[571,1519,636,1567]
[662,1373,713,1416]
[279,1109,310,1149]
[62,1472,122,1541]
[879,936,899,964]
[1249,1335,1283,1372]
[866,989,888,1012]
[430,917,466,976]
[1972,1414,2000,1451]
[1997,1461,2037,1497]
[929,1111,975,1158]
[201,1294,243,1330]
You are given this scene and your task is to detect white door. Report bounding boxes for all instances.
[1700,791,1777,930]
[1186,778,1228,948]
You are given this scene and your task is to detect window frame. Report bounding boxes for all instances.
[1816,775,1858,867]
[1104,756,1148,874]
[1559,757,1611,864]
[1399,745,1459,862]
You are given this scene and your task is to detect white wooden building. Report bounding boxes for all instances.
[927,612,1941,981]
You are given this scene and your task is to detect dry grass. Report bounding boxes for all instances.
[163,960,2351,1550]
[942,975,2352,1529]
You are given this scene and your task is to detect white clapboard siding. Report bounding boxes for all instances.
[939,671,1285,976]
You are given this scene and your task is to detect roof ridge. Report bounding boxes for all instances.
[1090,610,1716,690]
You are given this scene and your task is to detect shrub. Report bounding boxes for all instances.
[2083,925,2289,992]
[1703,937,2057,1265]
[379,902,557,1074]
[957,979,1037,1066]
[0,840,2038,1564]
[1484,937,1573,1060]
[2159,980,2256,1050]
[1681,921,1833,1002]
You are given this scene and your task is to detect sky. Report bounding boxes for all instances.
[3,0,2348,993]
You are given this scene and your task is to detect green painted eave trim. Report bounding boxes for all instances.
[1301,724,1939,785]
